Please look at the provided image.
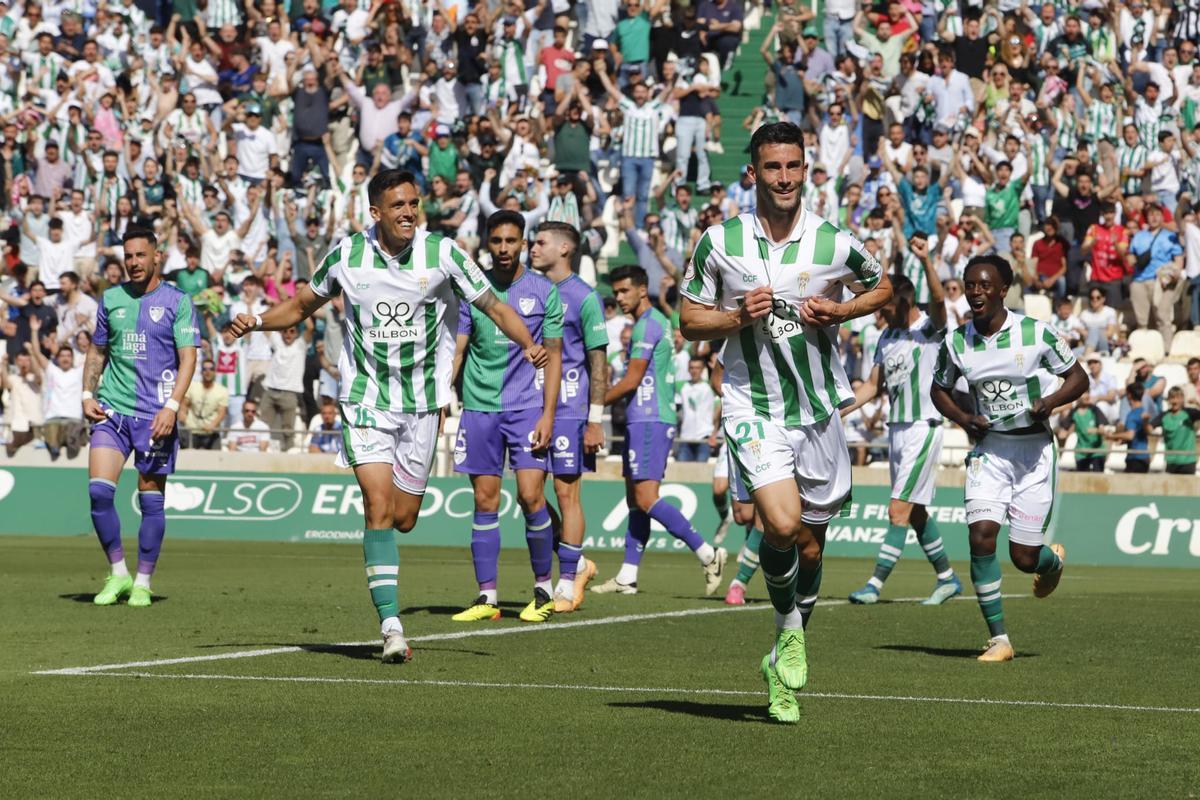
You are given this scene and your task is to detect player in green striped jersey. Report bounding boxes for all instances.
[680,123,893,723]
[840,238,962,606]
[931,255,1087,663]
[230,171,547,664]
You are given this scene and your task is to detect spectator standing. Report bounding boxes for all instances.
[697,0,744,69]
[1110,382,1152,473]
[261,324,308,452]
[0,350,42,456]
[1081,203,1129,308]
[1128,203,1186,351]
[180,358,229,450]
[1058,394,1108,472]
[676,355,718,462]
[25,315,83,460]
[596,61,669,227]
[289,66,331,186]
[1030,216,1070,300]
[1153,387,1200,475]
[54,272,97,345]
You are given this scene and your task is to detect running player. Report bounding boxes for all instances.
[82,228,200,607]
[451,210,563,624]
[709,354,764,606]
[679,122,893,723]
[229,170,547,663]
[591,265,728,596]
[529,221,607,612]
[930,254,1086,662]
[839,236,963,605]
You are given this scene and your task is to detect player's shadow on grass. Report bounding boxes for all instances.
[59,593,169,603]
[299,643,494,660]
[400,602,526,616]
[609,699,772,724]
[877,644,1040,659]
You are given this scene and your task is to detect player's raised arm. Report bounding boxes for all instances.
[471,290,548,369]
[230,282,328,337]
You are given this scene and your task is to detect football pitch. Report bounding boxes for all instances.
[3,535,1198,799]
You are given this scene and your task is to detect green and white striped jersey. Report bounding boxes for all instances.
[681,210,884,427]
[1027,131,1050,186]
[933,311,1076,433]
[617,97,664,159]
[1118,142,1149,196]
[310,226,489,415]
[874,312,945,424]
[1085,100,1117,143]
[899,249,931,305]
[1053,107,1078,153]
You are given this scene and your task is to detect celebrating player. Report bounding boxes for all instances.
[591,265,728,596]
[679,122,893,723]
[839,240,963,606]
[930,255,1087,663]
[229,170,547,663]
[450,211,564,623]
[529,221,608,612]
[82,229,200,607]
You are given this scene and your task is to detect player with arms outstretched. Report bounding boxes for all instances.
[839,236,963,605]
[83,229,200,607]
[930,255,1087,662]
[529,221,608,612]
[591,265,728,596]
[679,122,893,723]
[229,170,547,662]
[450,211,563,623]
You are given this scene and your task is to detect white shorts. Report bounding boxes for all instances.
[889,421,942,506]
[964,432,1057,547]
[725,414,852,525]
[713,444,729,480]
[335,405,441,495]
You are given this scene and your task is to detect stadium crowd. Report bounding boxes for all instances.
[0,0,1199,473]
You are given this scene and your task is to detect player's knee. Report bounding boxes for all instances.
[392,512,418,534]
[1010,546,1040,573]
[88,479,116,510]
[632,491,657,514]
[797,536,823,566]
[516,492,545,514]
[888,502,912,528]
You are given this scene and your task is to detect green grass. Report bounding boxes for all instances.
[3,535,1198,798]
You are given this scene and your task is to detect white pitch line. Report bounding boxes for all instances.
[31,594,1029,676]
[50,671,1200,715]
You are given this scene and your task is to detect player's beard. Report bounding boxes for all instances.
[760,181,803,218]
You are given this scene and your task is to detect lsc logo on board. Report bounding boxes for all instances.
[134,476,304,522]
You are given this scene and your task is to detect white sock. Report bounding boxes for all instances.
[480,588,498,605]
[937,568,955,581]
[615,563,639,584]
[535,578,554,597]
[991,633,1011,645]
[110,559,130,578]
[381,616,403,636]
[729,578,746,590]
[134,572,152,590]
[696,543,716,565]
[867,576,883,591]
[774,607,804,631]
[555,577,574,598]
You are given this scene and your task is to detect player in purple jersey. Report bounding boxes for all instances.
[82,229,200,607]
[451,210,564,623]
[529,221,609,612]
[592,265,728,597]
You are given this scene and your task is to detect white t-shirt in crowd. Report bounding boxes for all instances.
[231,123,278,180]
[34,235,86,286]
[201,228,242,276]
[225,418,272,451]
[264,332,307,394]
[678,380,717,443]
[43,363,83,420]
[229,298,272,360]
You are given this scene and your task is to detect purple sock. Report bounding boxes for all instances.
[136,491,166,575]
[89,479,123,563]
[525,506,554,582]
[557,542,583,581]
[648,498,706,551]
[624,510,651,566]
[471,511,501,591]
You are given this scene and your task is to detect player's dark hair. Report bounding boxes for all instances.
[749,121,805,169]
[367,169,419,206]
[609,264,649,287]
[963,254,1014,288]
[122,227,157,249]
[487,209,526,236]
[537,221,580,254]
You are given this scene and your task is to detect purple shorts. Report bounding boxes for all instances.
[622,421,675,482]
[90,410,179,475]
[550,417,596,476]
[454,408,550,475]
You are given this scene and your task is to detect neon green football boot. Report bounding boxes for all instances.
[93,574,133,606]
[773,628,809,691]
[518,588,555,623]
[128,585,153,607]
[452,595,502,622]
[761,654,799,724]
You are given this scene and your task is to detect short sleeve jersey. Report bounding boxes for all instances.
[459,268,563,413]
[310,227,489,415]
[681,211,884,427]
[94,281,200,419]
[625,306,677,425]
[554,273,609,419]
[933,311,1076,432]
[874,311,946,424]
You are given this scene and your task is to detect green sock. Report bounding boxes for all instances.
[758,539,799,617]
[970,553,1006,637]
[1035,545,1062,574]
[363,528,399,622]
[713,492,730,519]
[735,526,763,584]
[914,517,954,578]
[870,524,908,586]
[796,558,823,629]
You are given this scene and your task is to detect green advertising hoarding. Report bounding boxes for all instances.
[0,467,1196,567]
